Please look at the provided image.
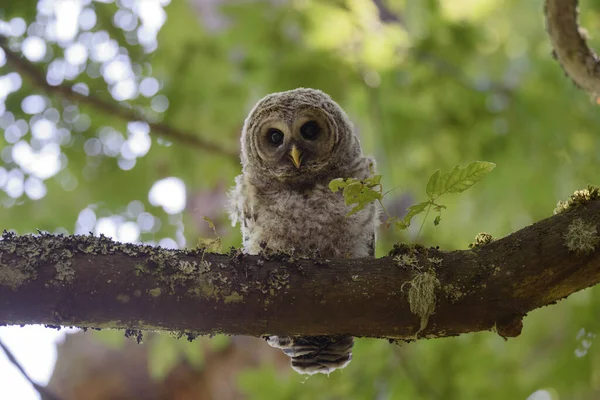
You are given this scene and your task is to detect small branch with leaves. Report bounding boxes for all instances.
[330,161,495,235]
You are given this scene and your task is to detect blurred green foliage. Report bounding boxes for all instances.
[1,0,600,398]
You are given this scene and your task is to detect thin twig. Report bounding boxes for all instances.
[416,202,431,238]
[371,0,404,25]
[0,35,239,161]
[0,338,62,400]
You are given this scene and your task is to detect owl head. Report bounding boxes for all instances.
[240,88,363,184]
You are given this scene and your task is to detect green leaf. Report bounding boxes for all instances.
[331,175,383,217]
[395,220,409,230]
[210,335,231,351]
[426,169,442,198]
[348,203,365,216]
[342,182,363,204]
[445,161,496,194]
[434,215,441,225]
[426,162,495,199]
[92,329,127,350]
[148,335,180,381]
[329,178,346,192]
[402,201,430,226]
[364,174,382,187]
[197,237,221,253]
[203,216,216,231]
[360,188,383,203]
[433,204,447,212]
[181,341,204,368]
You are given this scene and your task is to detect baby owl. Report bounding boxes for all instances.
[228,88,378,375]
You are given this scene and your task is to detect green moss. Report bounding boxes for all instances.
[564,218,598,255]
[223,291,244,304]
[187,279,232,302]
[148,287,162,297]
[116,294,131,304]
[388,242,412,257]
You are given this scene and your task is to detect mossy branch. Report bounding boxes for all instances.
[545,0,600,97]
[1,200,600,340]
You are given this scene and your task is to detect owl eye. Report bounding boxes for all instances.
[267,129,284,146]
[300,121,320,140]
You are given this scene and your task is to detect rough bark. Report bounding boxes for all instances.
[545,0,600,96]
[0,200,599,341]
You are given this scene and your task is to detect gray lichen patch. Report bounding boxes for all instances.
[427,257,443,267]
[178,260,197,275]
[402,269,440,337]
[268,267,290,290]
[554,185,600,215]
[564,218,598,255]
[54,250,75,283]
[1,231,79,285]
[469,232,495,249]
[394,254,418,268]
[0,265,33,290]
[199,260,212,273]
[443,284,464,303]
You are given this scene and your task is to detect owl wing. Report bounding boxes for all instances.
[226,175,245,227]
[227,174,256,248]
[367,230,375,258]
[363,156,378,258]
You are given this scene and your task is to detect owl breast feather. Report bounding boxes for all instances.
[240,183,376,259]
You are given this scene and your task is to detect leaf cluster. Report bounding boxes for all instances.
[196,217,222,254]
[397,161,497,233]
[329,173,384,216]
[329,161,496,235]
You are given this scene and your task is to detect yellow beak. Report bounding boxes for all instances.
[289,145,302,169]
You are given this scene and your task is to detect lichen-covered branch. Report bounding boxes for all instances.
[545,0,600,96]
[1,199,600,340]
[0,35,238,160]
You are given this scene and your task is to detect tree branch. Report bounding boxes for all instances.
[545,0,600,96]
[0,35,238,160]
[0,339,62,400]
[1,199,599,340]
